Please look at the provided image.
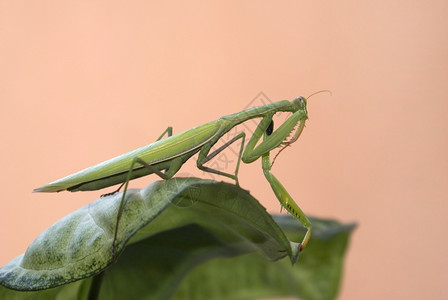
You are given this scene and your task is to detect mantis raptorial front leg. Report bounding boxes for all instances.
[262,119,311,251]
[240,113,311,252]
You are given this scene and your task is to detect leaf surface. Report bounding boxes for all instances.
[0,178,355,300]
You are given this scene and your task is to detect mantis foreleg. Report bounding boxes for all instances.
[261,118,311,252]
[243,110,306,163]
[239,111,311,251]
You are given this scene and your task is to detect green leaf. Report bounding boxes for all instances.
[0,178,355,300]
[171,216,356,300]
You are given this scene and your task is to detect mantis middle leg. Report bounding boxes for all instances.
[197,133,246,185]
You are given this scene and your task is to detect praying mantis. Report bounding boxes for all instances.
[34,96,313,256]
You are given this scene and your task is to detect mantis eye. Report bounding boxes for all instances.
[266,120,274,135]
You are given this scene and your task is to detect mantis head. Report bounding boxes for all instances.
[292,96,307,113]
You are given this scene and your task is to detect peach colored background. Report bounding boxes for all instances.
[1,1,447,299]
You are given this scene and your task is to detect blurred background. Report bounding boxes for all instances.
[1,1,447,299]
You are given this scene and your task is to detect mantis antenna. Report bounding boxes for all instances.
[306,89,332,99]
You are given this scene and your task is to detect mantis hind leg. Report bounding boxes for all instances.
[111,155,183,259]
[262,154,311,252]
[197,133,246,185]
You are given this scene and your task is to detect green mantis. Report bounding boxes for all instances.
[34,97,312,255]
